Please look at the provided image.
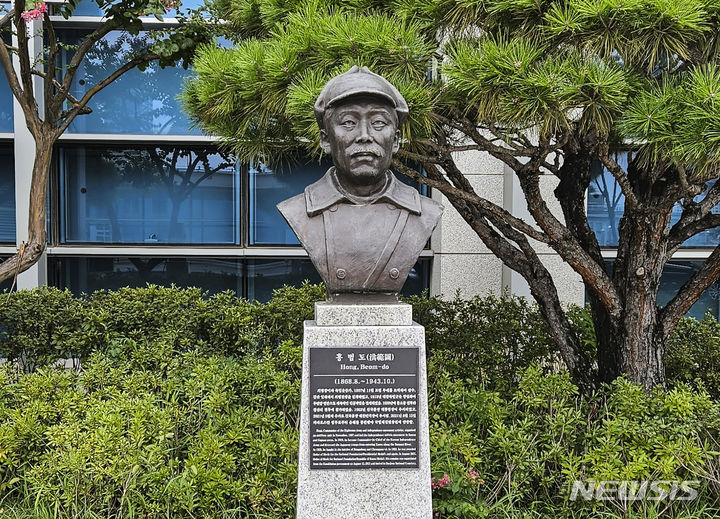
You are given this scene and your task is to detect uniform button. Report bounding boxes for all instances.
[387,203,397,211]
[329,205,338,212]
[389,268,399,279]
[336,268,346,279]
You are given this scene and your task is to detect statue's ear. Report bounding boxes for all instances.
[320,130,332,154]
[392,128,400,154]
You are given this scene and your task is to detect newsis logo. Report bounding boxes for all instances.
[569,480,699,502]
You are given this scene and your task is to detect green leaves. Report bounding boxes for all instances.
[620,65,720,178]
[183,5,435,164]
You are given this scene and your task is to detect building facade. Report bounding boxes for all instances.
[1,1,719,318]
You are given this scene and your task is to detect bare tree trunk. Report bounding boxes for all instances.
[609,205,671,389]
[0,134,52,284]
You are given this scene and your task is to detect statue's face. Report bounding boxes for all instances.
[320,96,400,192]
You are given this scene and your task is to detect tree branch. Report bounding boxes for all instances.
[0,9,41,135]
[392,156,551,244]
[515,167,622,317]
[668,213,720,252]
[56,54,159,137]
[58,22,117,102]
[42,11,58,121]
[660,245,720,339]
[598,142,639,208]
[30,70,92,114]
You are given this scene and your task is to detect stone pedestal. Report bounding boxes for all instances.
[296,301,432,519]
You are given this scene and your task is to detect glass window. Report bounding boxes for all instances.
[0,31,13,133]
[0,70,12,133]
[249,159,329,245]
[49,256,243,296]
[58,29,199,135]
[247,258,323,302]
[49,256,431,301]
[658,261,720,320]
[60,0,207,17]
[593,260,720,320]
[60,145,238,244]
[249,158,429,246]
[588,153,720,247]
[0,146,14,242]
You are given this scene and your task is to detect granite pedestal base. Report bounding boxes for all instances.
[296,302,432,519]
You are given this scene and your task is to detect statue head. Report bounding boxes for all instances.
[315,67,409,196]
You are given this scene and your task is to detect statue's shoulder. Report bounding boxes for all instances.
[276,193,307,225]
[419,194,443,227]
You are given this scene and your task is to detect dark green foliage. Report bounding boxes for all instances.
[665,313,720,399]
[2,285,720,517]
[0,283,326,371]
[0,288,87,372]
[407,292,561,394]
[0,341,300,518]
[429,367,720,518]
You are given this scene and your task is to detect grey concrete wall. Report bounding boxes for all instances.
[429,150,585,306]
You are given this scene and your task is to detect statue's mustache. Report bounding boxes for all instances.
[348,148,382,157]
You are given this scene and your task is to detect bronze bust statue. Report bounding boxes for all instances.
[277,66,443,298]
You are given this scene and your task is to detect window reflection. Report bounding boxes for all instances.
[247,258,322,302]
[0,73,11,133]
[249,159,329,245]
[50,257,431,301]
[588,153,720,247]
[58,29,198,135]
[595,260,720,320]
[60,146,238,244]
[50,256,243,296]
[0,147,14,242]
[60,0,208,17]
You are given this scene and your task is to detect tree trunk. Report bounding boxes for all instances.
[607,205,671,389]
[0,134,52,285]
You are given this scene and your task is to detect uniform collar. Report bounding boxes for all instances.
[305,167,422,217]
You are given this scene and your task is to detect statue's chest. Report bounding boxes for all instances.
[323,203,405,285]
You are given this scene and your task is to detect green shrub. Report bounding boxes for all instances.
[429,366,720,518]
[0,338,301,518]
[665,313,720,398]
[1,285,720,518]
[0,288,88,371]
[407,293,561,394]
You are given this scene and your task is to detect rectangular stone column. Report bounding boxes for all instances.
[296,301,432,519]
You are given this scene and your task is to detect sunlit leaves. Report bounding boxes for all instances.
[183,5,435,164]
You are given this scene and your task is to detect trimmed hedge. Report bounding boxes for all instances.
[0,285,718,518]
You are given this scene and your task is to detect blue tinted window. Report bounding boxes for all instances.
[588,154,720,247]
[0,147,14,242]
[249,159,329,245]
[250,159,429,246]
[61,0,207,17]
[658,261,720,320]
[50,256,243,296]
[0,32,12,132]
[0,72,12,133]
[60,146,238,244]
[595,260,719,320]
[58,29,199,135]
[247,258,323,302]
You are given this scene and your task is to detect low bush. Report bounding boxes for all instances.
[0,285,719,518]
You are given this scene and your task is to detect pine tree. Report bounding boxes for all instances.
[184,0,720,391]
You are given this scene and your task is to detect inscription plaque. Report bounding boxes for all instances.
[309,347,419,470]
